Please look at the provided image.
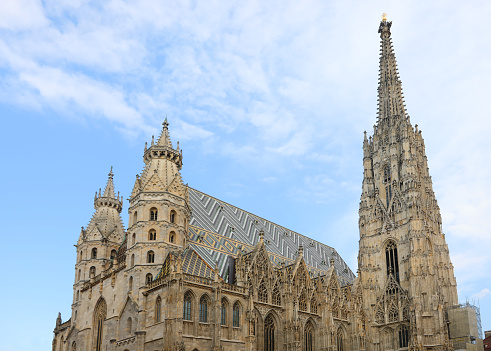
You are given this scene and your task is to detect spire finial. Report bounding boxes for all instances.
[382,13,388,22]
[259,229,264,243]
[163,115,169,129]
[108,166,113,179]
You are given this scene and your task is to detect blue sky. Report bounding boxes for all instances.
[0,1,490,350]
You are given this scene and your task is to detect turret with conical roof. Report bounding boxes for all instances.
[126,118,190,297]
[72,168,126,325]
[358,16,458,351]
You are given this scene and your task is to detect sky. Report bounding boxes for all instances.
[0,1,490,350]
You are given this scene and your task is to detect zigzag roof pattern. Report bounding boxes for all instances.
[187,187,355,285]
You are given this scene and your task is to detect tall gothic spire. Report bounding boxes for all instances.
[377,16,407,126]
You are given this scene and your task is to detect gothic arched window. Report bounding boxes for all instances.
[304,321,314,351]
[155,296,161,323]
[92,248,97,259]
[272,284,281,305]
[399,325,409,348]
[221,298,228,325]
[199,295,209,323]
[146,273,153,285]
[89,266,96,278]
[149,229,156,241]
[133,211,137,224]
[131,254,135,267]
[126,317,132,334]
[233,302,240,327]
[337,329,344,351]
[93,298,107,351]
[129,276,133,291]
[150,208,158,221]
[385,241,399,282]
[71,341,76,351]
[170,210,177,223]
[258,280,268,303]
[169,231,175,244]
[299,290,307,312]
[147,251,155,263]
[310,297,318,314]
[183,292,192,320]
[132,233,136,245]
[264,314,275,351]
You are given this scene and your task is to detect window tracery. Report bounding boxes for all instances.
[399,325,409,348]
[258,280,268,303]
[264,314,275,351]
[336,328,344,351]
[233,302,240,327]
[385,241,399,282]
[93,298,107,351]
[299,290,307,312]
[310,296,318,314]
[183,292,192,320]
[199,295,209,323]
[272,284,281,305]
[304,322,314,351]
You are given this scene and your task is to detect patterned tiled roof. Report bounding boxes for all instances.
[188,187,355,285]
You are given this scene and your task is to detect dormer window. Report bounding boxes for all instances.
[150,208,158,221]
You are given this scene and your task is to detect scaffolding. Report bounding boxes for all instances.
[448,302,483,339]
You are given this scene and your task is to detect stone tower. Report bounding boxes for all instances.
[74,169,125,315]
[125,118,190,291]
[357,18,458,351]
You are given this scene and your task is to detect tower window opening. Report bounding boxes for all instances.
[129,276,133,291]
[150,208,158,221]
[89,266,96,278]
[147,251,155,263]
[110,250,116,259]
[146,273,153,285]
[170,210,176,224]
[386,241,399,282]
[132,233,136,245]
[149,229,156,241]
[131,254,135,267]
[169,231,175,243]
[91,248,97,259]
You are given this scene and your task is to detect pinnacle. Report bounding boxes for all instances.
[102,166,116,199]
[156,116,173,147]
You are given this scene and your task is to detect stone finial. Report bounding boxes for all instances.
[330,258,335,267]
[259,229,264,243]
[298,243,304,257]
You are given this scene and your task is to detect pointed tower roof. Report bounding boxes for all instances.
[156,117,173,147]
[377,15,407,126]
[83,168,125,242]
[131,118,187,200]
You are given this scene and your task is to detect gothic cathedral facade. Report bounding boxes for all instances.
[53,19,471,351]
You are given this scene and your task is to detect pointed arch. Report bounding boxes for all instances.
[199,294,210,323]
[233,301,241,327]
[336,327,345,351]
[221,297,229,325]
[264,313,276,351]
[385,240,399,282]
[382,328,394,351]
[93,297,107,351]
[399,325,409,348]
[183,290,194,321]
[304,319,314,351]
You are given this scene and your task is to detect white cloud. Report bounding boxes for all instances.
[472,289,491,300]
[0,0,47,31]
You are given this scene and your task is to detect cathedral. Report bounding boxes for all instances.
[52,18,479,351]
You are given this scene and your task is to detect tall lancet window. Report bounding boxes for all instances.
[385,241,399,282]
[384,165,392,208]
[264,314,275,351]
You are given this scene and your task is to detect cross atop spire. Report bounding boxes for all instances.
[376,16,407,127]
